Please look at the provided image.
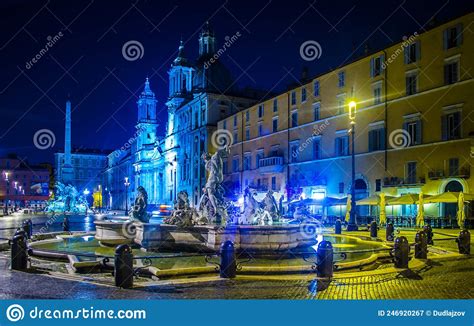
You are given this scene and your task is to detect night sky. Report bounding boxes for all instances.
[0,0,472,165]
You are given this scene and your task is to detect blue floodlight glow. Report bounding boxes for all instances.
[312,192,325,200]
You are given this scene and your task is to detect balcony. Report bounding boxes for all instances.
[428,166,470,180]
[258,156,284,174]
[383,176,425,187]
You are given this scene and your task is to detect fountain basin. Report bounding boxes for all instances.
[94,220,134,246]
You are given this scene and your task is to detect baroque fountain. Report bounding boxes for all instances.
[95,146,319,252]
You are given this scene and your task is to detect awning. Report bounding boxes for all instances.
[423,192,474,204]
[356,194,395,206]
[387,193,431,205]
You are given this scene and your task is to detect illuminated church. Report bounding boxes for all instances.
[128,23,259,208]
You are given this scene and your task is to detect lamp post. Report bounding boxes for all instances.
[98,185,102,213]
[83,188,90,215]
[347,100,358,231]
[124,177,130,215]
[3,172,9,216]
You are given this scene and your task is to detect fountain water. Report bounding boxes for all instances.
[45,182,88,214]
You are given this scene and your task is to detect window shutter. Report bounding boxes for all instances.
[380,54,385,70]
[335,139,340,156]
[443,28,448,50]
[368,130,374,151]
[380,128,386,150]
[453,112,461,138]
[416,120,422,144]
[444,64,449,84]
[404,46,409,64]
[344,136,349,155]
[416,40,421,61]
[370,58,374,77]
[441,115,447,140]
[456,24,463,46]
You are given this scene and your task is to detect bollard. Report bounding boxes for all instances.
[63,216,70,232]
[114,244,134,288]
[393,236,410,268]
[370,221,377,238]
[219,241,236,278]
[423,225,433,245]
[22,219,33,239]
[335,219,342,235]
[386,223,394,241]
[414,231,428,259]
[456,229,470,255]
[11,233,28,270]
[316,240,333,278]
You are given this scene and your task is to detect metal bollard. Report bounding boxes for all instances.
[114,244,134,288]
[456,229,470,255]
[370,221,377,238]
[22,219,33,239]
[219,241,236,278]
[316,240,333,278]
[393,236,410,268]
[423,225,433,245]
[11,233,28,270]
[386,223,394,241]
[63,216,70,232]
[414,231,428,259]
[335,219,342,235]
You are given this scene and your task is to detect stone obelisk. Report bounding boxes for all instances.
[61,100,74,184]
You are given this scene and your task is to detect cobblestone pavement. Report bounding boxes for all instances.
[0,255,472,299]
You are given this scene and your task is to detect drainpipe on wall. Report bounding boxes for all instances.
[241,108,244,194]
[286,92,290,200]
[383,50,388,172]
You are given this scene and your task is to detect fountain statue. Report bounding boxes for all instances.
[197,146,230,225]
[164,190,199,227]
[129,186,150,223]
[46,182,88,214]
[239,188,279,225]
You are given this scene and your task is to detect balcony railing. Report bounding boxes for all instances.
[258,156,284,174]
[428,166,470,180]
[383,176,426,187]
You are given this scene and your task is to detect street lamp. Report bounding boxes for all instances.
[83,188,90,215]
[347,100,358,231]
[3,171,9,215]
[98,185,102,213]
[124,177,130,215]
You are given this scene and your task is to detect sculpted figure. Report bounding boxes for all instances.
[129,186,150,223]
[165,191,198,227]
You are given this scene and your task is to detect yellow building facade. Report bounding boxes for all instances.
[218,13,473,220]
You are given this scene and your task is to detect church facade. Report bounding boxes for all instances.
[123,24,259,209]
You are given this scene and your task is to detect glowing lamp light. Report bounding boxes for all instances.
[238,196,244,205]
[348,100,357,121]
[83,188,90,196]
[312,192,325,200]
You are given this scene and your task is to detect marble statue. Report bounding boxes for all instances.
[261,190,280,222]
[239,187,273,225]
[197,146,230,225]
[46,182,88,214]
[129,186,150,223]
[164,191,198,227]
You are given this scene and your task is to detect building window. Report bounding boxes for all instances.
[375,179,381,192]
[243,155,251,170]
[335,136,349,156]
[448,158,459,176]
[301,88,307,102]
[338,182,344,194]
[370,55,384,77]
[291,111,298,128]
[233,115,237,127]
[313,138,321,160]
[245,127,250,140]
[271,176,276,191]
[444,59,459,85]
[338,71,345,88]
[273,99,278,112]
[406,162,417,184]
[313,102,320,121]
[404,41,421,64]
[258,123,263,136]
[406,72,417,95]
[373,83,382,104]
[368,128,386,151]
[337,96,345,115]
[313,80,320,97]
[442,111,461,140]
[258,104,264,118]
[443,24,463,50]
[291,91,296,105]
[256,152,264,168]
[232,157,239,173]
[403,120,422,145]
[245,110,250,123]
[272,118,278,133]
[290,144,299,162]
[233,131,238,144]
